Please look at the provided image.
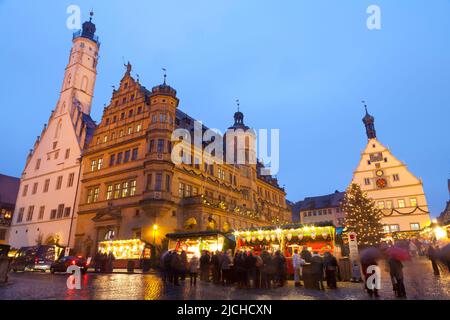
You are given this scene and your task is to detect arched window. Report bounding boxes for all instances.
[104,230,115,241]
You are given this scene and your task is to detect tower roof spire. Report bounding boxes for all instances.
[362,100,376,139]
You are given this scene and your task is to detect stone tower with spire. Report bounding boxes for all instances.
[350,105,431,233]
[8,14,99,249]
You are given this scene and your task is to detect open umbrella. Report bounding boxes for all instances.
[386,246,411,261]
[360,247,382,264]
[439,244,450,261]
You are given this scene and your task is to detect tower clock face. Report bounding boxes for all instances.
[376,178,387,189]
[376,170,384,177]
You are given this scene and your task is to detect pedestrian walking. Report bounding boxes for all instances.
[245,251,257,288]
[260,250,272,289]
[189,254,200,286]
[427,244,441,276]
[311,252,324,290]
[221,250,233,285]
[180,250,188,281]
[171,251,182,286]
[211,251,222,284]
[254,253,263,289]
[323,252,338,289]
[292,249,305,287]
[388,257,406,298]
[274,250,287,287]
[200,250,211,282]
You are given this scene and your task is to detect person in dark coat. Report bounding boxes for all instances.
[200,250,211,282]
[170,251,182,286]
[388,257,406,298]
[245,251,257,288]
[234,251,247,288]
[211,251,222,284]
[274,250,286,287]
[300,246,313,263]
[427,244,440,276]
[311,252,324,290]
[180,250,188,281]
[163,251,173,284]
[323,252,338,289]
[260,251,272,289]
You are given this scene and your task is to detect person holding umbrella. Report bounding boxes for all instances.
[386,246,410,298]
[360,247,382,297]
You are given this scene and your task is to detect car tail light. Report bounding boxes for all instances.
[71,260,76,265]
[34,257,39,264]
[77,255,83,259]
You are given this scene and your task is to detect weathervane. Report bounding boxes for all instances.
[162,68,167,84]
[362,100,368,113]
[236,99,240,112]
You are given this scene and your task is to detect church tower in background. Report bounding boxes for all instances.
[350,105,431,233]
[8,13,99,249]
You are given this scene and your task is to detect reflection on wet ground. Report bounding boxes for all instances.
[0,257,449,300]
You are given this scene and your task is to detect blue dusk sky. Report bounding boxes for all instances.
[0,1,449,217]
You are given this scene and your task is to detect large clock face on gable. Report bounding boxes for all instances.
[376,178,387,189]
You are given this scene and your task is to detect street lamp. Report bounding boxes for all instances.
[152,224,158,245]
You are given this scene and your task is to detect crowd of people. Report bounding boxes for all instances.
[92,252,116,273]
[160,246,340,290]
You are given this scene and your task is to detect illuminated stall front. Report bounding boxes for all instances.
[166,230,235,260]
[97,239,152,268]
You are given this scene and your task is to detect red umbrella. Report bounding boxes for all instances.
[386,246,411,261]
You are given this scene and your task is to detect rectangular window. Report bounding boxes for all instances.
[91,159,97,172]
[410,223,420,231]
[57,204,64,219]
[386,200,393,209]
[364,178,371,186]
[44,179,50,193]
[390,224,400,232]
[130,180,137,196]
[157,139,164,153]
[50,209,57,220]
[166,175,171,192]
[56,176,63,190]
[65,148,70,159]
[64,207,71,217]
[185,184,192,197]
[155,173,162,191]
[127,127,132,135]
[124,150,131,163]
[136,124,142,132]
[35,158,41,170]
[38,206,45,220]
[109,154,116,166]
[103,135,108,143]
[122,181,129,198]
[397,199,406,208]
[106,185,113,200]
[410,198,417,207]
[178,183,185,198]
[22,185,28,197]
[393,174,400,182]
[97,158,103,170]
[32,182,38,195]
[193,186,198,196]
[377,201,385,209]
[26,206,35,221]
[149,140,155,152]
[132,148,138,160]
[116,152,123,164]
[87,188,94,204]
[93,187,99,202]
[114,184,121,199]
[17,207,25,223]
[67,172,75,187]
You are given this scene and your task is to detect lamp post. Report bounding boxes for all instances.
[151,224,158,263]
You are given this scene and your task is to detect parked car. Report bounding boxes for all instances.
[50,256,88,274]
[11,245,64,272]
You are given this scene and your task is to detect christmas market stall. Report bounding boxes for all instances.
[166,230,236,260]
[97,239,152,269]
[233,223,336,274]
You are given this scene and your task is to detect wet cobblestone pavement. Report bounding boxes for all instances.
[1,257,449,300]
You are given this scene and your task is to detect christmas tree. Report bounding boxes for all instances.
[341,183,384,247]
